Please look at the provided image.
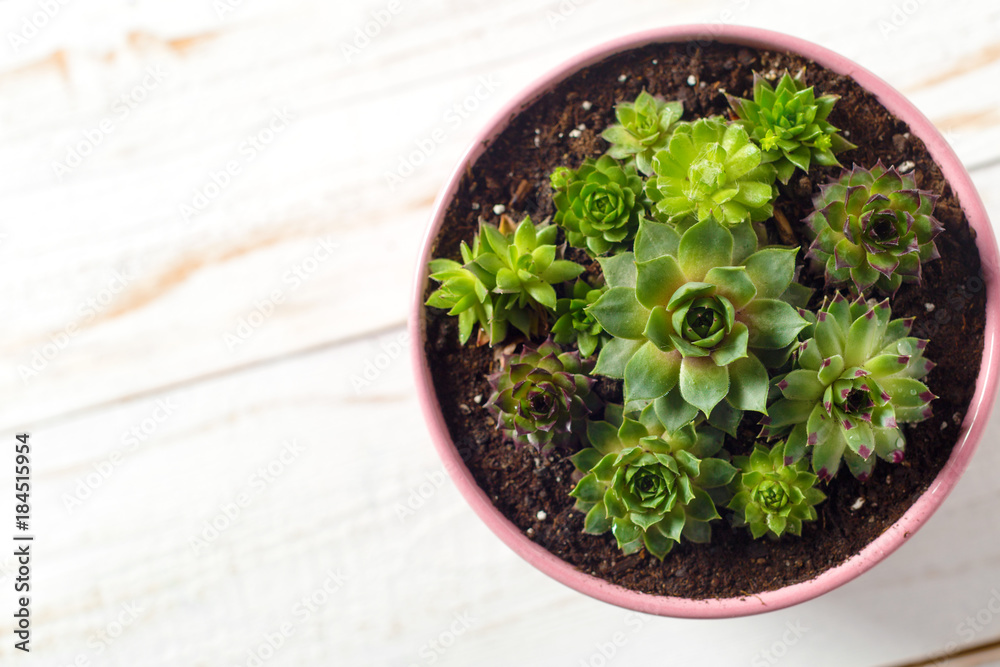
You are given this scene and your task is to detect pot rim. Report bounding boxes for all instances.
[409,24,1000,618]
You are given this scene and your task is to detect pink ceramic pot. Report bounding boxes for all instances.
[410,25,999,618]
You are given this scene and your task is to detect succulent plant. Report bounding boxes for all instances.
[761,294,936,481]
[551,155,649,255]
[552,277,608,358]
[426,215,585,345]
[570,403,736,559]
[728,443,826,539]
[805,162,943,294]
[601,91,684,175]
[588,217,809,427]
[485,339,601,454]
[726,69,855,184]
[646,117,777,226]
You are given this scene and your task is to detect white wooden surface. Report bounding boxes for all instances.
[2,1,1000,665]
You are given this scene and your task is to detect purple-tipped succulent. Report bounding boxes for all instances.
[805,161,944,294]
[486,339,602,454]
[761,294,936,481]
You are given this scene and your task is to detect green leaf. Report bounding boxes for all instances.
[571,473,606,503]
[589,287,650,339]
[570,448,604,473]
[593,337,644,379]
[525,281,557,310]
[540,259,585,284]
[584,503,613,534]
[653,388,699,434]
[597,252,638,289]
[696,458,738,488]
[705,266,757,310]
[636,255,687,310]
[743,247,798,298]
[727,354,769,413]
[741,299,808,349]
[634,218,681,262]
[624,342,682,401]
[678,218,733,281]
[679,356,730,416]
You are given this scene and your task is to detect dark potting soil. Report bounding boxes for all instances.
[422,42,987,600]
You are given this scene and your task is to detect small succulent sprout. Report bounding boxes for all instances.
[552,277,609,358]
[427,215,585,345]
[726,69,856,184]
[551,155,649,255]
[805,161,944,294]
[426,246,494,346]
[486,339,601,454]
[601,91,684,175]
[587,217,809,428]
[570,403,736,560]
[728,443,826,539]
[646,117,777,226]
[761,293,936,481]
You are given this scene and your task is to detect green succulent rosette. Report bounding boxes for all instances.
[587,217,810,431]
[646,117,777,226]
[601,91,684,175]
[427,215,585,345]
[570,403,736,560]
[762,294,936,481]
[726,69,855,184]
[485,338,601,454]
[552,277,608,358]
[728,443,826,539]
[805,161,944,294]
[551,155,648,255]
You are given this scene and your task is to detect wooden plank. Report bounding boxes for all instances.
[1,328,999,665]
[4,0,1000,430]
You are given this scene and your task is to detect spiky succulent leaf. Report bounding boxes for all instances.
[570,403,736,559]
[762,293,936,480]
[486,339,602,454]
[728,443,826,538]
[588,218,809,426]
[552,278,609,358]
[727,69,855,184]
[602,91,684,175]
[426,215,585,345]
[805,161,944,294]
[551,155,649,255]
[646,117,777,226]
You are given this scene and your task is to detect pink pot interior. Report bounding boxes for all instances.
[410,24,1000,618]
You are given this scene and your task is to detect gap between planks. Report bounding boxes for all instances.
[886,635,1000,667]
[17,319,407,432]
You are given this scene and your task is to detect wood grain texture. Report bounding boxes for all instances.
[1,0,1000,665]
